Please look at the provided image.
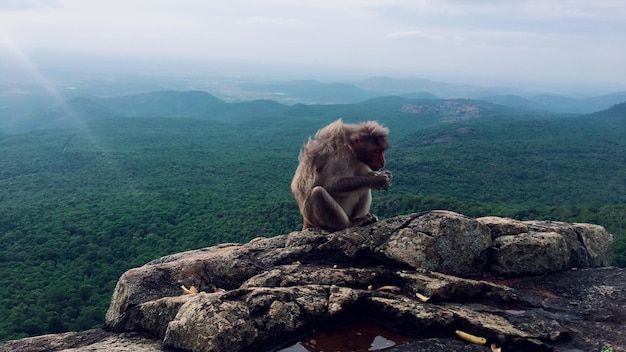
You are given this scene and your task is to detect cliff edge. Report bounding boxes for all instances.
[1,210,622,352]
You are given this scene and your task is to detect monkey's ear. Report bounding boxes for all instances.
[350,135,361,148]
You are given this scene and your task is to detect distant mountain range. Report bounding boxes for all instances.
[2,88,625,134]
[1,75,625,133]
[196,76,626,113]
[478,92,626,114]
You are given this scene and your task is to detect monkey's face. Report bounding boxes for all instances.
[368,148,386,171]
[354,136,387,171]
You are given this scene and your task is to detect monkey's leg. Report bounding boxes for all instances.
[302,186,351,231]
[349,191,378,227]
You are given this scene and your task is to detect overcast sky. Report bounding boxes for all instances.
[1,0,625,90]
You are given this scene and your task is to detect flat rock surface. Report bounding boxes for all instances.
[2,267,623,352]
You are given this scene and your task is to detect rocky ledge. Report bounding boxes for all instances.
[1,210,623,352]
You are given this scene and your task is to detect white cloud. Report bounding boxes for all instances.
[383,30,445,41]
[243,16,300,26]
[0,0,624,89]
[0,0,62,11]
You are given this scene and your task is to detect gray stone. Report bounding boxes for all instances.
[1,211,619,352]
[490,232,570,275]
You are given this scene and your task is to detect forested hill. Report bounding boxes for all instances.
[0,94,625,341]
[391,101,626,205]
[591,101,626,118]
[4,90,535,133]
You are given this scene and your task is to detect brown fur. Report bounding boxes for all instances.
[291,119,391,231]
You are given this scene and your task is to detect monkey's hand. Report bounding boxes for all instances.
[375,170,393,190]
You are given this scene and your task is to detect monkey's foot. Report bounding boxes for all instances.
[352,214,379,227]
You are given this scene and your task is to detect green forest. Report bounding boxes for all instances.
[0,94,625,341]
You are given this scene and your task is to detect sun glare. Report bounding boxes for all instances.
[2,31,90,130]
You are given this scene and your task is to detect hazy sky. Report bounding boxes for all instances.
[1,0,625,89]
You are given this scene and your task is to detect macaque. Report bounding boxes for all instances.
[291,119,392,231]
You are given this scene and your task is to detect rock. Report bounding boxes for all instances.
[0,330,163,352]
[1,210,620,352]
[490,232,570,275]
[481,218,615,275]
[378,211,492,275]
[476,216,529,239]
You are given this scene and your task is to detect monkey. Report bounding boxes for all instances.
[291,119,392,231]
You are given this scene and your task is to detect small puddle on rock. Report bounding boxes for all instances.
[276,319,415,352]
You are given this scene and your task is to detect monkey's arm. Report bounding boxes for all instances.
[327,172,391,194]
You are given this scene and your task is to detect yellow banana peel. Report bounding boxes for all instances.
[455,330,487,345]
[415,292,430,302]
[181,285,198,295]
